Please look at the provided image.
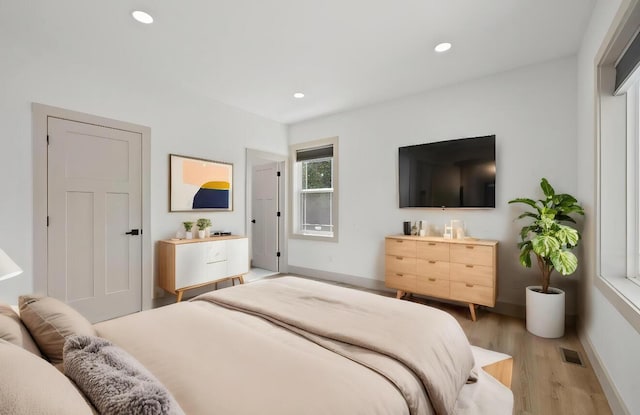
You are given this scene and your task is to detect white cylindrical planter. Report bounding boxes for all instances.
[198,230,205,239]
[526,286,565,338]
[185,231,193,240]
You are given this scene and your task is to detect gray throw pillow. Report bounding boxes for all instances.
[63,335,184,415]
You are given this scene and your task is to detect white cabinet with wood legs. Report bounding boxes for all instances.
[158,236,249,302]
[385,235,498,321]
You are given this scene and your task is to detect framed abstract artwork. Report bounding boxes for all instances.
[169,154,233,212]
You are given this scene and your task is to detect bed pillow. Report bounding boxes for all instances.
[64,335,185,415]
[19,295,96,366]
[0,339,94,415]
[0,303,42,356]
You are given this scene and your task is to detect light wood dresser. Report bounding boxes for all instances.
[385,235,498,321]
[158,236,249,302]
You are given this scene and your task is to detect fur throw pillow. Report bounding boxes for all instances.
[63,335,184,415]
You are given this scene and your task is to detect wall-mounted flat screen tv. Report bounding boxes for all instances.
[399,135,496,208]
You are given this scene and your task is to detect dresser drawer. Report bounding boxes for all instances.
[415,276,450,298]
[176,260,227,289]
[385,255,416,275]
[416,259,450,280]
[417,241,450,261]
[450,263,494,286]
[385,271,416,292]
[204,241,227,263]
[385,238,417,257]
[450,244,494,266]
[450,281,495,306]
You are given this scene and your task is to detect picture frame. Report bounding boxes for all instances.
[169,154,233,212]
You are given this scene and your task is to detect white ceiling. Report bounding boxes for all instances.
[0,1,595,124]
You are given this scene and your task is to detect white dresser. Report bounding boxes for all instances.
[158,236,249,301]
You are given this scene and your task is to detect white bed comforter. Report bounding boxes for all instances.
[95,276,513,415]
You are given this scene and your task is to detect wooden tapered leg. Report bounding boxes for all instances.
[469,303,477,321]
[238,275,245,284]
[396,290,405,299]
[176,290,184,303]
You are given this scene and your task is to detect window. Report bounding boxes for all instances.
[596,13,640,330]
[290,137,338,241]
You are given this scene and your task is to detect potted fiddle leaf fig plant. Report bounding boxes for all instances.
[509,178,584,338]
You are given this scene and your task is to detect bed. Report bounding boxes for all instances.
[94,276,513,415]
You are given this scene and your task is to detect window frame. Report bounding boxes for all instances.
[289,137,339,242]
[628,83,640,286]
[596,31,640,334]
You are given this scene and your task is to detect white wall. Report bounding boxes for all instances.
[0,38,287,304]
[577,0,640,413]
[288,57,579,313]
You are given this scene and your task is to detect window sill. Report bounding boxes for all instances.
[596,274,640,334]
[289,233,338,243]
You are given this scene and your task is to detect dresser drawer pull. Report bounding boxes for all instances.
[396,273,404,277]
[428,260,436,264]
[465,283,474,288]
[428,278,436,282]
[396,240,403,243]
[428,242,436,246]
[465,246,475,249]
[396,256,403,260]
[465,265,474,268]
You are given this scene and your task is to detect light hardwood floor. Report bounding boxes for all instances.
[423,299,612,415]
[293,276,612,415]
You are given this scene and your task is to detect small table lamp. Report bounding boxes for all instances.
[0,248,22,282]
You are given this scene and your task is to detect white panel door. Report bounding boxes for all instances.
[251,163,279,271]
[48,117,142,323]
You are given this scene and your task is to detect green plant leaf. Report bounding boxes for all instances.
[519,244,532,268]
[555,214,577,224]
[556,193,578,205]
[508,198,540,210]
[517,212,539,220]
[532,234,560,257]
[556,224,579,246]
[540,178,555,198]
[550,251,578,275]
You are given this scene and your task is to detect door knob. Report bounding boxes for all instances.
[125,229,140,235]
[251,219,256,224]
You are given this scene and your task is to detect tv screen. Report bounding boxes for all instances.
[398,135,496,208]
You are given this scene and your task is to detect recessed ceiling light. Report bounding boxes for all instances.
[434,42,452,53]
[293,92,305,99]
[132,10,154,24]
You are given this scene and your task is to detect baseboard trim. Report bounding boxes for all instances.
[286,266,392,293]
[578,326,630,415]
[491,301,525,319]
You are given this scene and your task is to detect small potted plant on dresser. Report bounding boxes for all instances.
[183,221,194,240]
[196,218,212,239]
[509,178,584,338]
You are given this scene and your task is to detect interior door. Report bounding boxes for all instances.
[251,162,280,271]
[47,117,142,323]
